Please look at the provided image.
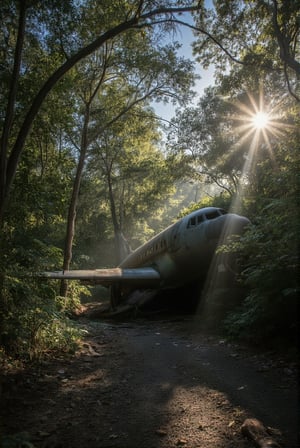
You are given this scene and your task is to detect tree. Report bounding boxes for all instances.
[87,103,174,263]
[166,87,244,196]
[0,0,201,226]
[58,29,195,295]
[162,0,299,344]
[191,0,299,100]
[59,47,110,296]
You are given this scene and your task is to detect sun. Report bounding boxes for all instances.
[220,88,290,195]
[230,89,286,151]
[251,111,269,130]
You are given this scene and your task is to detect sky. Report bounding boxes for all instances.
[152,3,215,122]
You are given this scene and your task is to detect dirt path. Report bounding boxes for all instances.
[1,311,298,448]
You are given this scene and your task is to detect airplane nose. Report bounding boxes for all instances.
[225,214,251,236]
[206,214,250,240]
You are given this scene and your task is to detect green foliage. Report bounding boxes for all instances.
[0,145,86,359]
[1,283,86,362]
[193,0,299,99]
[0,432,35,448]
[0,0,298,358]
[0,238,85,359]
[166,87,248,196]
[223,193,299,344]
[79,104,177,257]
[217,236,298,345]
[178,193,233,218]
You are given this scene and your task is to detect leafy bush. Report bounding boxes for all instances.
[0,236,86,360]
[178,193,234,218]
[223,198,299,345]
[0,273,84,360]
[0,432,36,448]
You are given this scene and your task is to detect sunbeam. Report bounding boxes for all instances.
[193,89,291,327]
[219,87,295,207]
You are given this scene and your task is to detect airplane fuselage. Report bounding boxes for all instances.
[119,207,250,290]
[42,207,250,311]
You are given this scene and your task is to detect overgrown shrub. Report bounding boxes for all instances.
[0,236,87,360]
[223,198,299,345]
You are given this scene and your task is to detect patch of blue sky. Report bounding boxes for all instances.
[152,0,215,122]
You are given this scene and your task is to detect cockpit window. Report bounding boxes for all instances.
[197,214,204,224]
[188,216,196,227]
[205,210,221,220]
[187,213,204,228]
[187,208,228,228]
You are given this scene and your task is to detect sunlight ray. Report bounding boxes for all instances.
[193,88,290,324]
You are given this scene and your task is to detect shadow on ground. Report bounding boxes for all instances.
[1,313,298,448]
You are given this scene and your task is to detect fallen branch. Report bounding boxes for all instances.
[241,418,281,448]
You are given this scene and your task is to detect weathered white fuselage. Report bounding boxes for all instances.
[120,207,250,290]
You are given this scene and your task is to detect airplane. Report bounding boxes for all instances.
[43,207,250,313]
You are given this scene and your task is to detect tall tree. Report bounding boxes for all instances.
[0,0,200,225]
[87,99,174,263]
[59,29,195,295]
[59,47,110,296]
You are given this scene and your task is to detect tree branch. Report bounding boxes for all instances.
[271,0,300,75]
[164,19,245,66]
[3,4,200,215]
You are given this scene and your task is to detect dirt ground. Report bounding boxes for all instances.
[1,304,298,448]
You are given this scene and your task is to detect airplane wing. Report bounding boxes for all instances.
[41,267,161,286]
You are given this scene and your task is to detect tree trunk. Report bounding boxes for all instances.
[60,108,90,297]
[105,165,130,263]
[107,169,122,264]
[0,0,27,225]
